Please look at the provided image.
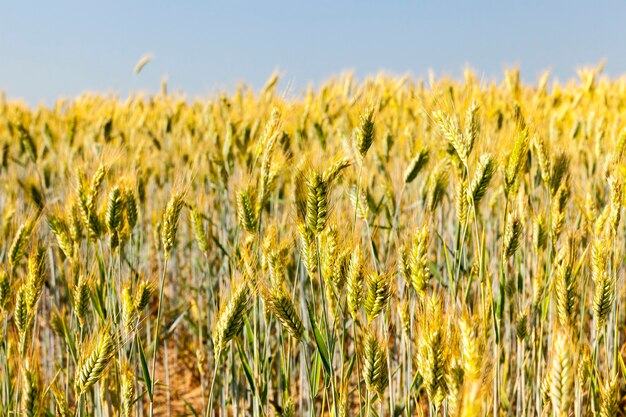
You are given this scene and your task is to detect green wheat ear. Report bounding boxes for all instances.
[364,272,391,322]
[591,238,614,326]
[0,270,9,312]
[73,274,90,327]
[124,187,139,230]
[105,185,123,233]
[363,330,389,396]
[281,397,295,417]
[502,213,522,260]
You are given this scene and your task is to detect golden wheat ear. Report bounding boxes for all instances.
[433,110,467,166]
[468,153,496,206]
[212,281,251,360]
[598,374,619,417]
[502,213,522,261]
[426,158,450,213]
[354,106,375,162]
[190,206,210,254]
[264,286,305,341]
[0,270,9,312]
[533,214,547,251]
[121,285,137,335]
[121,362,136,417]
[236,186,258,234]
[297,222,317,277]
[346,245,364,320]
[21,363,41,417]
[553,243,577,329]
[47,213,74,260]
[403,147,429,184]
[133,279,154,312]
[455,178,468,225]
[75,329,119,394]
[410,224,431,297]
[608,175,622,235]
[533,135,552,187]
[504,128,530,196]
[323,155,351,185]
[51,383,72,417]
[9,220,33,267]
[548,333,574,417]
[161,190,186,258]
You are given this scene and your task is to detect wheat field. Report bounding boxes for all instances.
[0,68,625,416]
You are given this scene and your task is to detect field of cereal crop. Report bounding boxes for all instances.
[1,69,625,416]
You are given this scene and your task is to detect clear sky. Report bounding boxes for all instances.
[2,1,626,104]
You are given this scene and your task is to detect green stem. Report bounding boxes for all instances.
[353,163,364,233]
[148,256,169,417]
[205,354,220,417]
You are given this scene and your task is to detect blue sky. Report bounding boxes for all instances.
[1,1,625,104]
